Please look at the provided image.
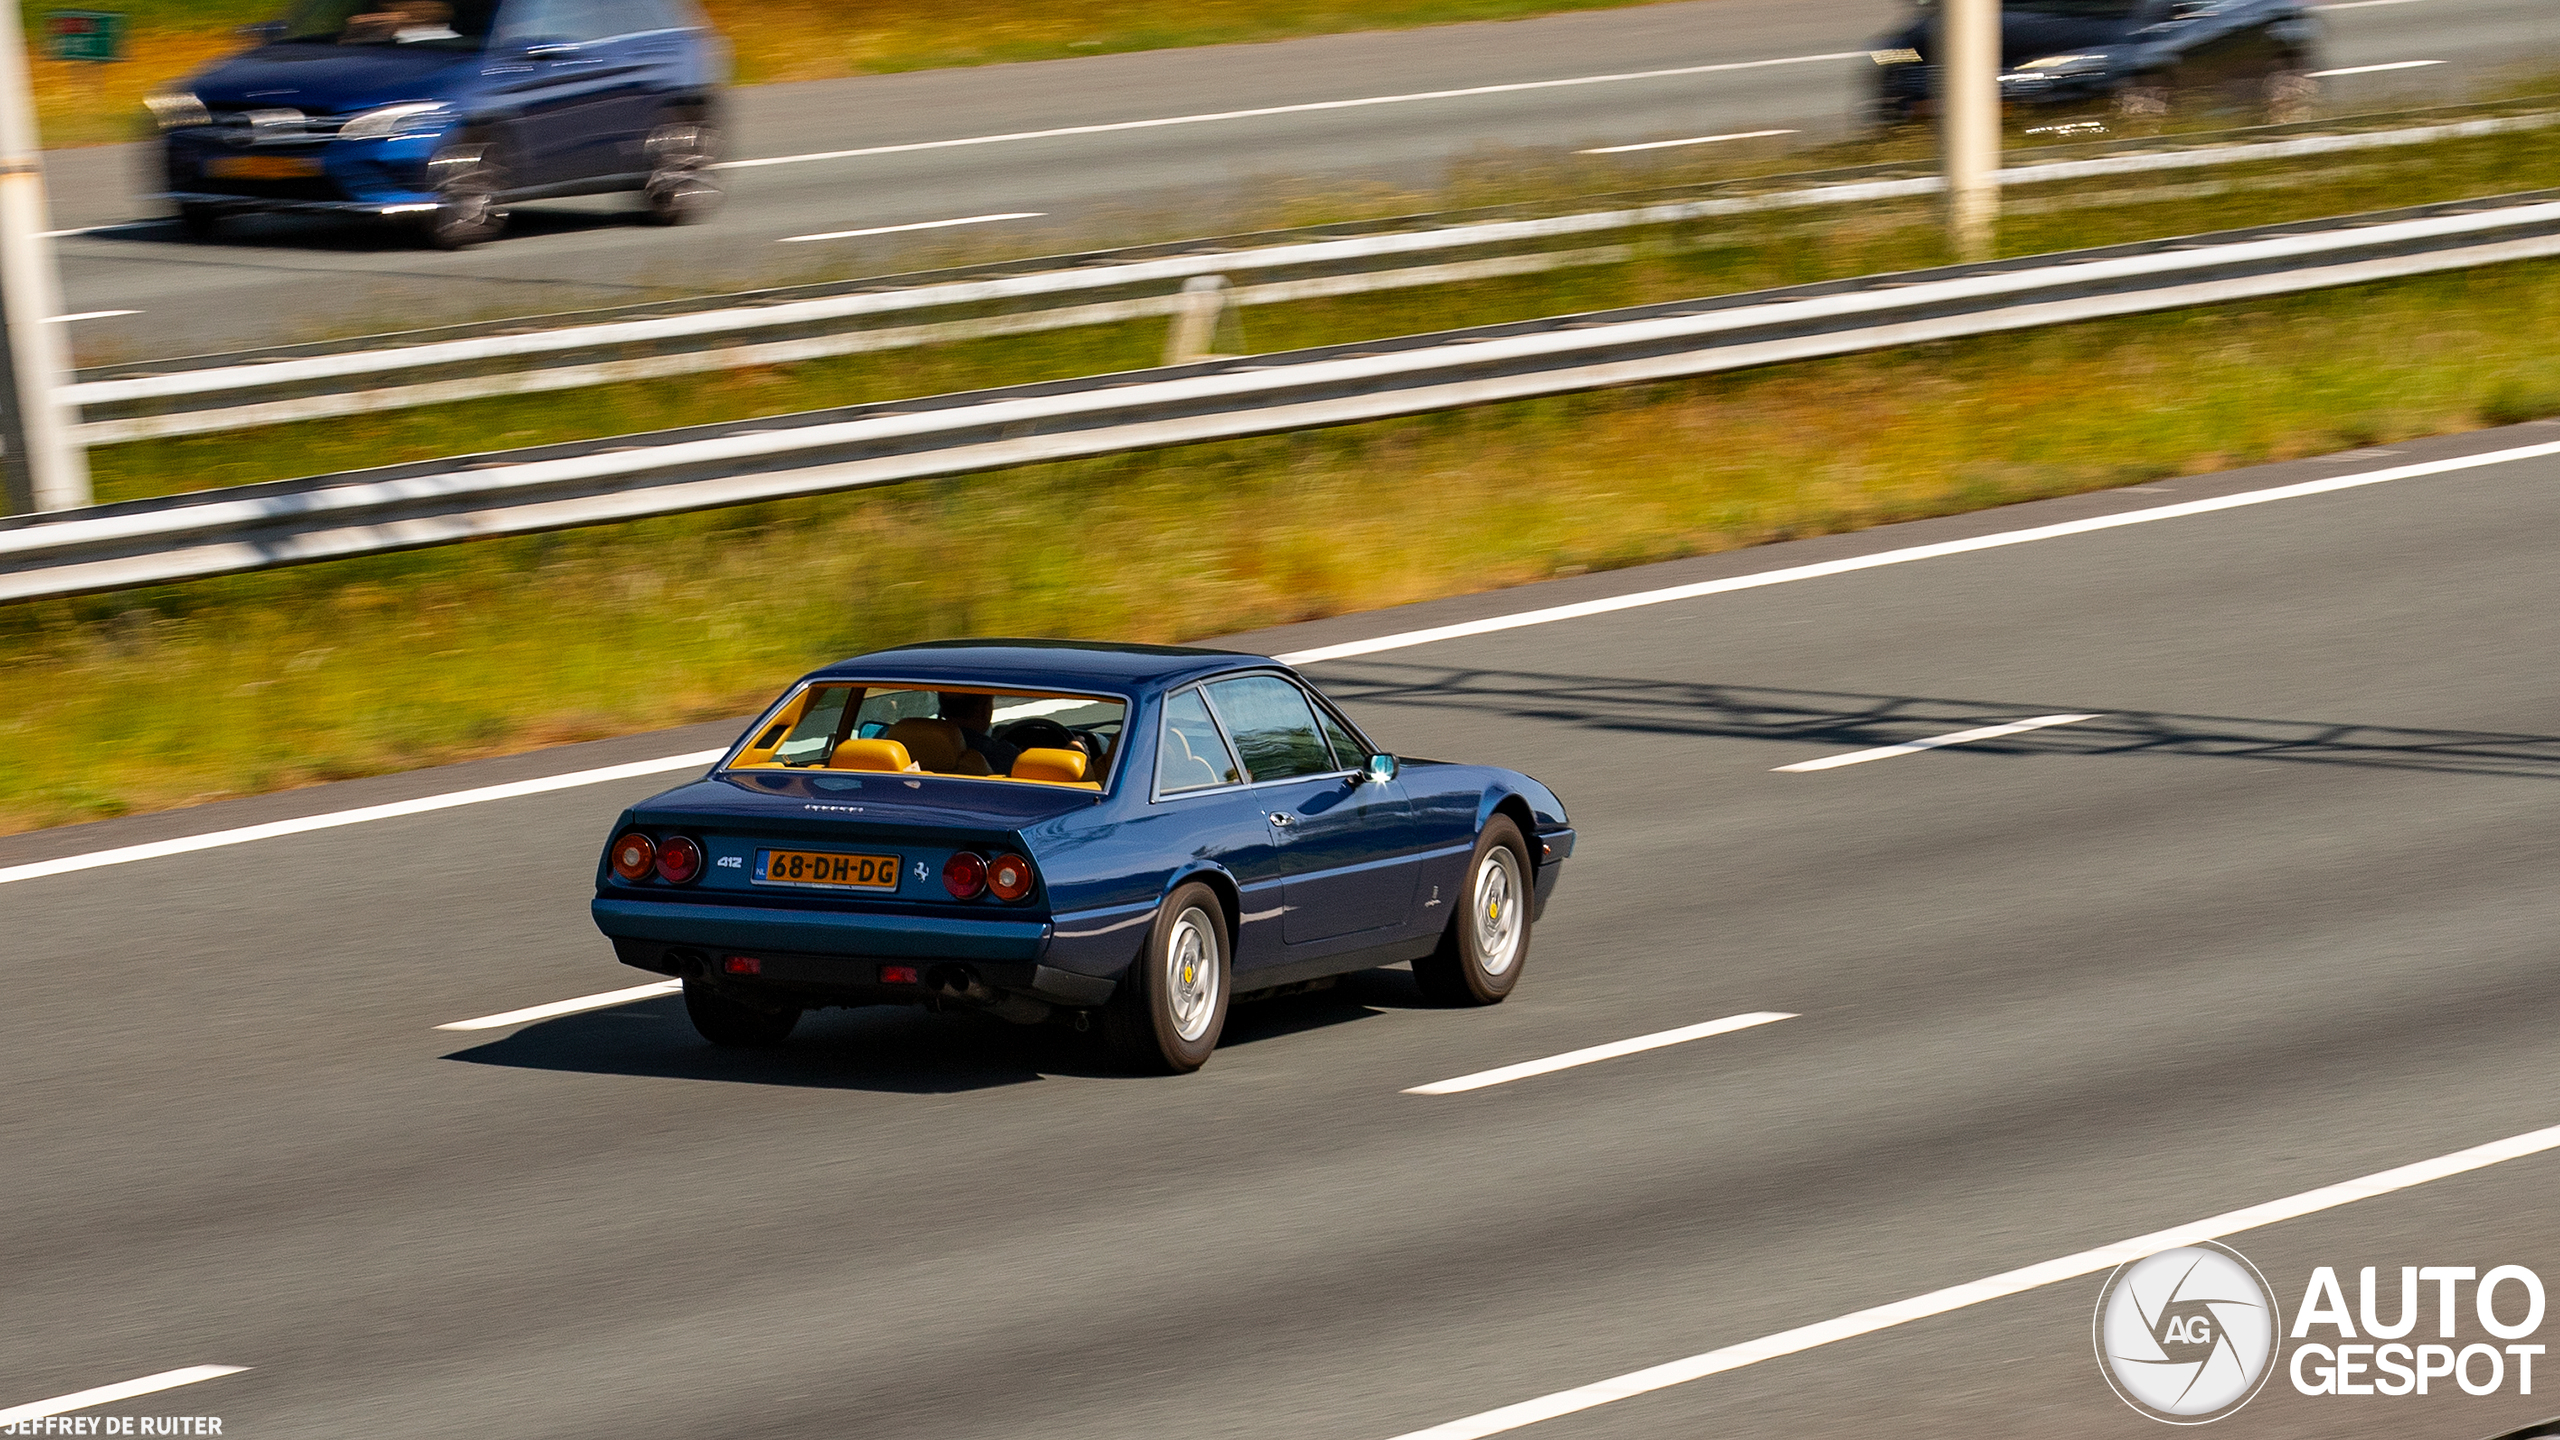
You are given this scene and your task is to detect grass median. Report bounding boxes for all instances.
[76,113,2560,506]
[5,253,2557,834]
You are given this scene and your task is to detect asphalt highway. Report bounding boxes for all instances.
[37,0,2558,357]
[5,418,2557,1438]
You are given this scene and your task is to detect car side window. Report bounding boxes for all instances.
[1204,675,1335,782]
[1158,688,1242,794]
[495,0,615,43]
[1313,700,1366,770]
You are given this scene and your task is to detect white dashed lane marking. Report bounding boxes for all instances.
[1405,1013,1796,1094]
[436,979,683,1032]
[1772,714,2101,773]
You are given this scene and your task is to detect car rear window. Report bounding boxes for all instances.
[728,683,1127,789]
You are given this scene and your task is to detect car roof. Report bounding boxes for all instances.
[804,638,1277,694]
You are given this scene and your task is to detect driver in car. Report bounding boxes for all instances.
[340,0,458,43]
[937,693,1022,775]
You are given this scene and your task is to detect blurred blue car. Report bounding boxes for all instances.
[147,0,728,248]
[589,640,1577,1073]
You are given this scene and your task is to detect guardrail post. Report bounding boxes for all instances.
[1940,0,2001,262]
[0,0,88,514]
[1163,274,1230,366]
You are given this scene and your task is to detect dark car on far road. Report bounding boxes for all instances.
[1868,0,2324,128]
[589,640,1576,1073]
[147,0,728,248]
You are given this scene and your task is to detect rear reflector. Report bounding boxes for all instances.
[879,964,919,985]
[723,955,761,976]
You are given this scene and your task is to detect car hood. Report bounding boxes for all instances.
[188,42,481,114]
[1881,11,2142,66]
[632,772,1107,831]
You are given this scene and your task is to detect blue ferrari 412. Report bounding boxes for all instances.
[591,640,1575,1072]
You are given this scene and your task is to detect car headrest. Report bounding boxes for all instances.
[881,717,967,771]
[1011,747,1089,783]
[828,738,915,772]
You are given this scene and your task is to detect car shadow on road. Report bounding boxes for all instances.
[84,203,655,258]
[1318,662,2560,782]
[441,966,1430,1094]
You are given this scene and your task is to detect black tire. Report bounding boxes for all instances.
[176,203,224,243]
[683,977,800,1048]
[418,141,507,249]
[641,119,723,226]
[1413,817,1533,1007]
[1102,881,1231,1073]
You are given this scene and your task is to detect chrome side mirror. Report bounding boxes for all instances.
[1362,753,1399,785]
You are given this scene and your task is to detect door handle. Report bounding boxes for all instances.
[1267,812,1295,827]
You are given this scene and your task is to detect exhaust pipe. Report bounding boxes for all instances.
[925,963,1052,1025]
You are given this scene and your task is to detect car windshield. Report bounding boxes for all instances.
[2005,0,2143,16]
[277,0,500,49]
[726,683,1127,789]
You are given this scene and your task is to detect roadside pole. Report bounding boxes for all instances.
[1941,0,2000,262]
[0,0,88,515]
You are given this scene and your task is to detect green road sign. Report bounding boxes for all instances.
[44,10,123,63]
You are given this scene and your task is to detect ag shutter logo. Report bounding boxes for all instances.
[2094,1242,2282,1424]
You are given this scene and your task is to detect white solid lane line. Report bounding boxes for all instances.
[2310,59,2446,76]
[437,979,682,1032]
[1772,713,2100,773]
[1382,1120,2560,1440]
[0,749,726,887]
[716,52,1865,171]
[1280,438,2560,666]
[10,438,2558,888]
[779,211,1046,244]
[1580,128,1796,155]
[46,309,141,323]
[0,1366,249,1425]
[1405,1012,1795,1095]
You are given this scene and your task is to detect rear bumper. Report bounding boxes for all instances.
[596,897,1115,1008]
[160,189,437,217]
[595,896,1050,963]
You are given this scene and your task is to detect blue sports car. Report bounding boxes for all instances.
[591,639,1576,1072]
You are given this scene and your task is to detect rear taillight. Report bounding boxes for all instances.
[942,851,987,900]
[987,852,1034,902]
[610,831,655,882]
[656,835,704,884]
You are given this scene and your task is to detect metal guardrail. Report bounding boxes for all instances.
[61,98,2557,447]
[8,190,2555,605]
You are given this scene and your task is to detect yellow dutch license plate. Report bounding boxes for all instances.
[208,155,325,179]
[757,849,900,890]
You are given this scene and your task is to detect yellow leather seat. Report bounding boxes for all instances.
[1011,747,1092,784]
[828,738,917,772]
[881,717,991,776]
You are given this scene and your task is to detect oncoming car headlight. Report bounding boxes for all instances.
[144,92,210,130]
[337,102,452,141]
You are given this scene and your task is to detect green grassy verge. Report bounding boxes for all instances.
[7,255,2557,833]
[28,0,1685,149]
